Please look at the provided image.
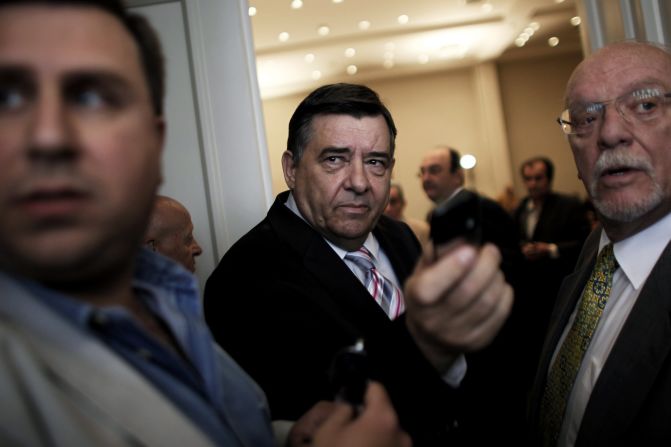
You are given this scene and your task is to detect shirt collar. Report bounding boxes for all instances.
[600,211,671,290]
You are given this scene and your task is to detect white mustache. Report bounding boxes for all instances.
[593,149,653,178]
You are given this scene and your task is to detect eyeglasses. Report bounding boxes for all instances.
[557,86,671,136]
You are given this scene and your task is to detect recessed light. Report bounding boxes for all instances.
[515,38,526,47]
[524,27,535,35]
[397,15,409,25]
[385,42,395,51]
[460,154,477,170]
[383,59,394,69]
[529,22,540,31]
[345,48,356,58]
[358,20,371,30]
[317,25,330,36]
[481,3,493,13]
[418,54,429,64]
[548,37,560,47]
[304,53,315,63]
[384,51,394,59]
[570,16,582,26]
[291,0,303,9]
[278,32,290,42]
[346,64,358,75]
[312,70,322,80]
[248,6,257,16]
[333,0,344,3]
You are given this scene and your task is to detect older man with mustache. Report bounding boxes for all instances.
[529,41,671,447]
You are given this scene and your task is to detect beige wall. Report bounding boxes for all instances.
[498,51,586,200]
[262,50,585,225]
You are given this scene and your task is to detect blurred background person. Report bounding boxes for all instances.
[144,195,203,273]
[384,182,430,246]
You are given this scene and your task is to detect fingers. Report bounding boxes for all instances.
[404,243,514,368]
[405,243,478,306]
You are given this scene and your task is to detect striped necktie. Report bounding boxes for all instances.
[540,243,618,446]
[345,247,405,319]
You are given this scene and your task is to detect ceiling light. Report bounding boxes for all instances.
[555,0,566,3]
[384,51,394,59]
[397,15,409,25]
[311,70,322,80]
[291,0,303,9]
[278,32,290,42]
[460,154,477,170]
[548,37,560,47]
[515,38,526,47]
[418,54,429,64]
[346,65,358,75]
[317,25,330,36]
[520,32,530,39]
[481,3,493,13]
[570,16,582,26]
[383,59,394,69]
[333,0,344,3]
[345,48,356,58]
[524,27,535,35]
[304,53,315,63]
[248,6,257,16]
[529,22,540,31]
[358,20,371,30]
[385,42,396,51]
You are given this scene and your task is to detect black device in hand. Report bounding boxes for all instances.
[429,189,483,247]
[329,338,368,412]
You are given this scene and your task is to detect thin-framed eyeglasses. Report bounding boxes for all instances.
[557,86,671,136]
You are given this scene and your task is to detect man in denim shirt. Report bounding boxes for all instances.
[0,1,412,446]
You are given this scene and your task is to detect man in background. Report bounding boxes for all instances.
[530,41,671,446]
[513,156,590,362]
[205,83,513,446]
[419,145,530,443]
[384,181,429,245]
[144,195,203,272]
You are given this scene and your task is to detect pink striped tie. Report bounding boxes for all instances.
[345,247,405,319]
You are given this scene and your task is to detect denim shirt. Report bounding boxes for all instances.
[19,249,275,447]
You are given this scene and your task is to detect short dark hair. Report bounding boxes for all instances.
[521,156,554,182]
[286,83,397,162]
[447,148,461,173]
[0,0,165,116]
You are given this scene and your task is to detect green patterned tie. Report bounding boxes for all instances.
[540,243,618,446]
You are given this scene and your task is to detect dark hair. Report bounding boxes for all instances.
[447,147,461,173]
[286,83,397,162]
[521,156,554,182]
[0,0,165,116]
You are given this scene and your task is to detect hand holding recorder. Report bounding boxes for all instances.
[403,190,514,374]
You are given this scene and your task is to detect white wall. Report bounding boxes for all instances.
[130,0,272,288]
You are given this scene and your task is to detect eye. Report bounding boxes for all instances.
[0,84,29,112]
[627,88,663,116]
[65,76,125,111]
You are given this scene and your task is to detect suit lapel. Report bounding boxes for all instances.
[268,194,392,334]
[577,241,671,446]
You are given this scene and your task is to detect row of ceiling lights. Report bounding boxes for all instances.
[515,15,581,49]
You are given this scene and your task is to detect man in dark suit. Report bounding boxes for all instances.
[419,146,530,443]
[513,157,590,366]
[529,41,671,446]
[204,83,513,446]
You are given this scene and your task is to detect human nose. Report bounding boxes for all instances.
[345,159,370,193]
[192,239,203,256]
[596,102,632,149]
[27,86,75,161]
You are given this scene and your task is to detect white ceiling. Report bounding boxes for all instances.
[249,0,583,99]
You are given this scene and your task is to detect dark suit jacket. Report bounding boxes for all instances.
[204,191,460,446]
[514,192,590,370]
[435,189,529,444]
[529,229,671,446]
